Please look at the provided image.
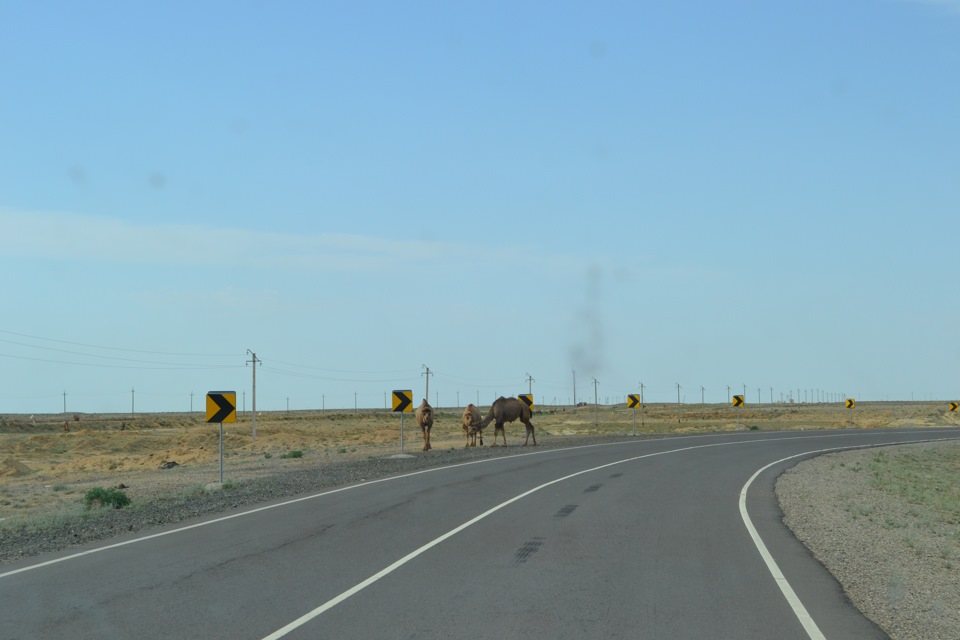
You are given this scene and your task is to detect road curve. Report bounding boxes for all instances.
[3,427,959,639]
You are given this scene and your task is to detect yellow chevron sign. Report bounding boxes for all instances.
[846,398,855,409]
[206,391,237,423]
[950,402,958,412]
[732,395,744,407]
[392,390,413,412]
[519,394,534,410]
[627,394,641,408]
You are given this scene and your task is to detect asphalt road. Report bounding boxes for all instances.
[3,427,959,639]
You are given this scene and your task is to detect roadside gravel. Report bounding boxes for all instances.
[777,444,960,640]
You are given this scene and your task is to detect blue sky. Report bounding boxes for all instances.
[1,0,958,413]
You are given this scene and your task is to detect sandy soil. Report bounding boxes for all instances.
[2,401,957,527]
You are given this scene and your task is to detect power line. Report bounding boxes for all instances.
[0,338,236,367]
[0,352,240,371]
[0,329,238,357]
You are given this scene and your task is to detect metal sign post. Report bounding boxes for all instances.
[627,394,641,436]
[206,391,237,484]
[732,395,745,429]
[392,390,413,453]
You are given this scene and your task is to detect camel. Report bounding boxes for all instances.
[461,403,483,447]
[415,399,434,451]
[480,396,537,446]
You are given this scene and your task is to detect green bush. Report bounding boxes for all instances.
[280,450,303,459]
[83,487,131,510]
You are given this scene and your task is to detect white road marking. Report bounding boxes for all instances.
[264,433,959,639]
[261,441,727,639]
[738,436,960,640]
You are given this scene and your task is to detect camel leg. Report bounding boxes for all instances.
[423,428,431,451]
[523,421,537,446]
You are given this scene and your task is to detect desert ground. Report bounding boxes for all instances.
[2,400,957,528]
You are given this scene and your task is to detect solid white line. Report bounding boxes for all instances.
[737,436,960,640]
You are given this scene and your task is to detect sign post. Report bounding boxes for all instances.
[206,391,237,483]
[627,394,641,436]
[392,390,413,453]
[732,394,745,429]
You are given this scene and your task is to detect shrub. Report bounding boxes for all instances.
[83,487,131,510]
[280,450,303,459]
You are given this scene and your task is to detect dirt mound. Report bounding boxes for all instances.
[0,458,34,477]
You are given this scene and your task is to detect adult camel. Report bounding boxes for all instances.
[415,399,434,451]
[479,396,537,446]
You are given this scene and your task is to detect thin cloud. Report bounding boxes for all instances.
[0,209,566,273]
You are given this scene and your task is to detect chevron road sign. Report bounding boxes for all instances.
[392,390,413,413]
[732,395,744,407]
[519,394,534,410]
[206,391,237,423]
[627,394,641,408]
[950,402,958,412]
[846,398,856,409]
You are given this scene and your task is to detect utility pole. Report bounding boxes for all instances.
[526,372,534,396]
[131,387,135,417]
[700,386,705,404]
[354,392,357,413]
[770,387,774,404]
[726,385,731,404]
[592,378,599,427]
[243,390,246,412]
[757,388,761,405]
[62,391,67,414]
[422,365,432,403]
[286,397,290,413]
[246,350,261,442]
[677,383,681,424]
[639,382,645,429]
[572,370,576,406]
[190,391,194,413]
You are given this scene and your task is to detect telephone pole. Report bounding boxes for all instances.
[246,350,261,441]
[639,382,645,429]
[572,370,576,406]
[592,378,599,427]
[700,386,705,404]
[677,383,681,424]
[131,387,135,417]
[526,372,534,396]
[422,365,432,403]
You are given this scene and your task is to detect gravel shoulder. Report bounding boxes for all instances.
[777,444,960,640]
